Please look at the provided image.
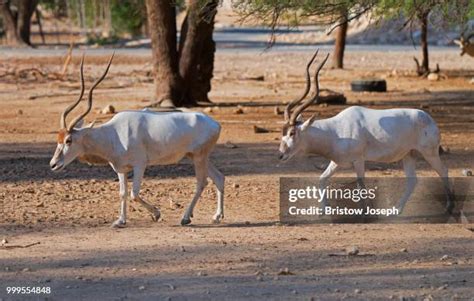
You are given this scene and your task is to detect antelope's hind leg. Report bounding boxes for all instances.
[208,161,225,223]
[396,154,417,213]
[420,151,454,213]
[112,172,128,228]
[131,165,161,222]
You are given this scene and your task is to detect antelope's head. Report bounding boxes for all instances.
[279,50,329,162]
[50,54,114,171]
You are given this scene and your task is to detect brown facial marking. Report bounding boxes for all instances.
[57,129,68,144]
[282,124,290,136]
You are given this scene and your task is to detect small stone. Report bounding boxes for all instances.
[224,141,237,149]
[197,271,207,277]
[233,183,240,188]
[440,255,449,261]
[256,276,263,281]
[292,289,298,295]
[461,169,472,177]
[354,289,362,294]
[253,125,269,133]
[346,246,359,256]
[427,73,440,81]
[400,248,408,253]
[203,107,213,114]
[1,238,8,245]
[169,199,182,210]
[22,268,30,272]
[439,145,450,154]
[101,105,115,114]
[233,107,244,114]
[138,285,146,290]
[36,202,44,208]
[274,107,283,115]
[17,109,23,115]
[277,267,294,275]
[419,104,429,109]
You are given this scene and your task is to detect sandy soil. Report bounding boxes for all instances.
[0,49,473,300]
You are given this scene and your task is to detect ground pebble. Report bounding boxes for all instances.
[138,285,145,290]
[440,255,449,261]
[461,169,472,176]
[346,246,359,256]
[355,289,362,294]
[400,248,408,253]
[427,73,439,81]
[101,105,115,114]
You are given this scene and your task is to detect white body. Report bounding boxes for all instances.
[280,106,453,212]
[51,110,225,227]
[84,111,221,171]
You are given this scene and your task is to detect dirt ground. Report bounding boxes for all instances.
[0,49,473,300]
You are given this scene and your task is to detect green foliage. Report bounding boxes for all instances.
[111,0,146,36]
[233,0,376,29]
[373,0,472,30]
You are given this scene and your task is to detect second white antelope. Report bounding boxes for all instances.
[279,50,454,213]
[50,54,225,227]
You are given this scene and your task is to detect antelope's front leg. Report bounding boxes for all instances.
[131,166,161,222]
[319,161,338,209]
[112,173,128,228]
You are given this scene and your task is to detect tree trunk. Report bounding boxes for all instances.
[102,0,112,38]
[332,15,348,69]
[418,10,430,74]
[0,1,26,46]
[145,0,183,107]
[179,0,217,105]
[17,0,38,45]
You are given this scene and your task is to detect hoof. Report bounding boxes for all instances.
[151,209,161,222]
[212,213,224,224]
[111,220,126,228]
[180,218,192,226]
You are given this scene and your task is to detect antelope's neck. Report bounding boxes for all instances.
[302,121,334,157]
[82,127,114,163]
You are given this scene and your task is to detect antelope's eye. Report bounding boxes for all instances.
[65,137,72,145]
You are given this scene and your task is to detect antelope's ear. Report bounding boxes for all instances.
[300,114,317,131]
[453,39,462,46]
[73,119,84,129]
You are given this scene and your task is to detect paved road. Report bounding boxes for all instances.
[0,26,459,57]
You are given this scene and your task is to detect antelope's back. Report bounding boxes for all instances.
[107,110,220,160]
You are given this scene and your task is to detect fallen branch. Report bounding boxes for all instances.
[1,242,40,250]
[328,252,375,257]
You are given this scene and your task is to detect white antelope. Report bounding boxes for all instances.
[453,33,474,57]
[279,50,454,213]
[50,54,225,227]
